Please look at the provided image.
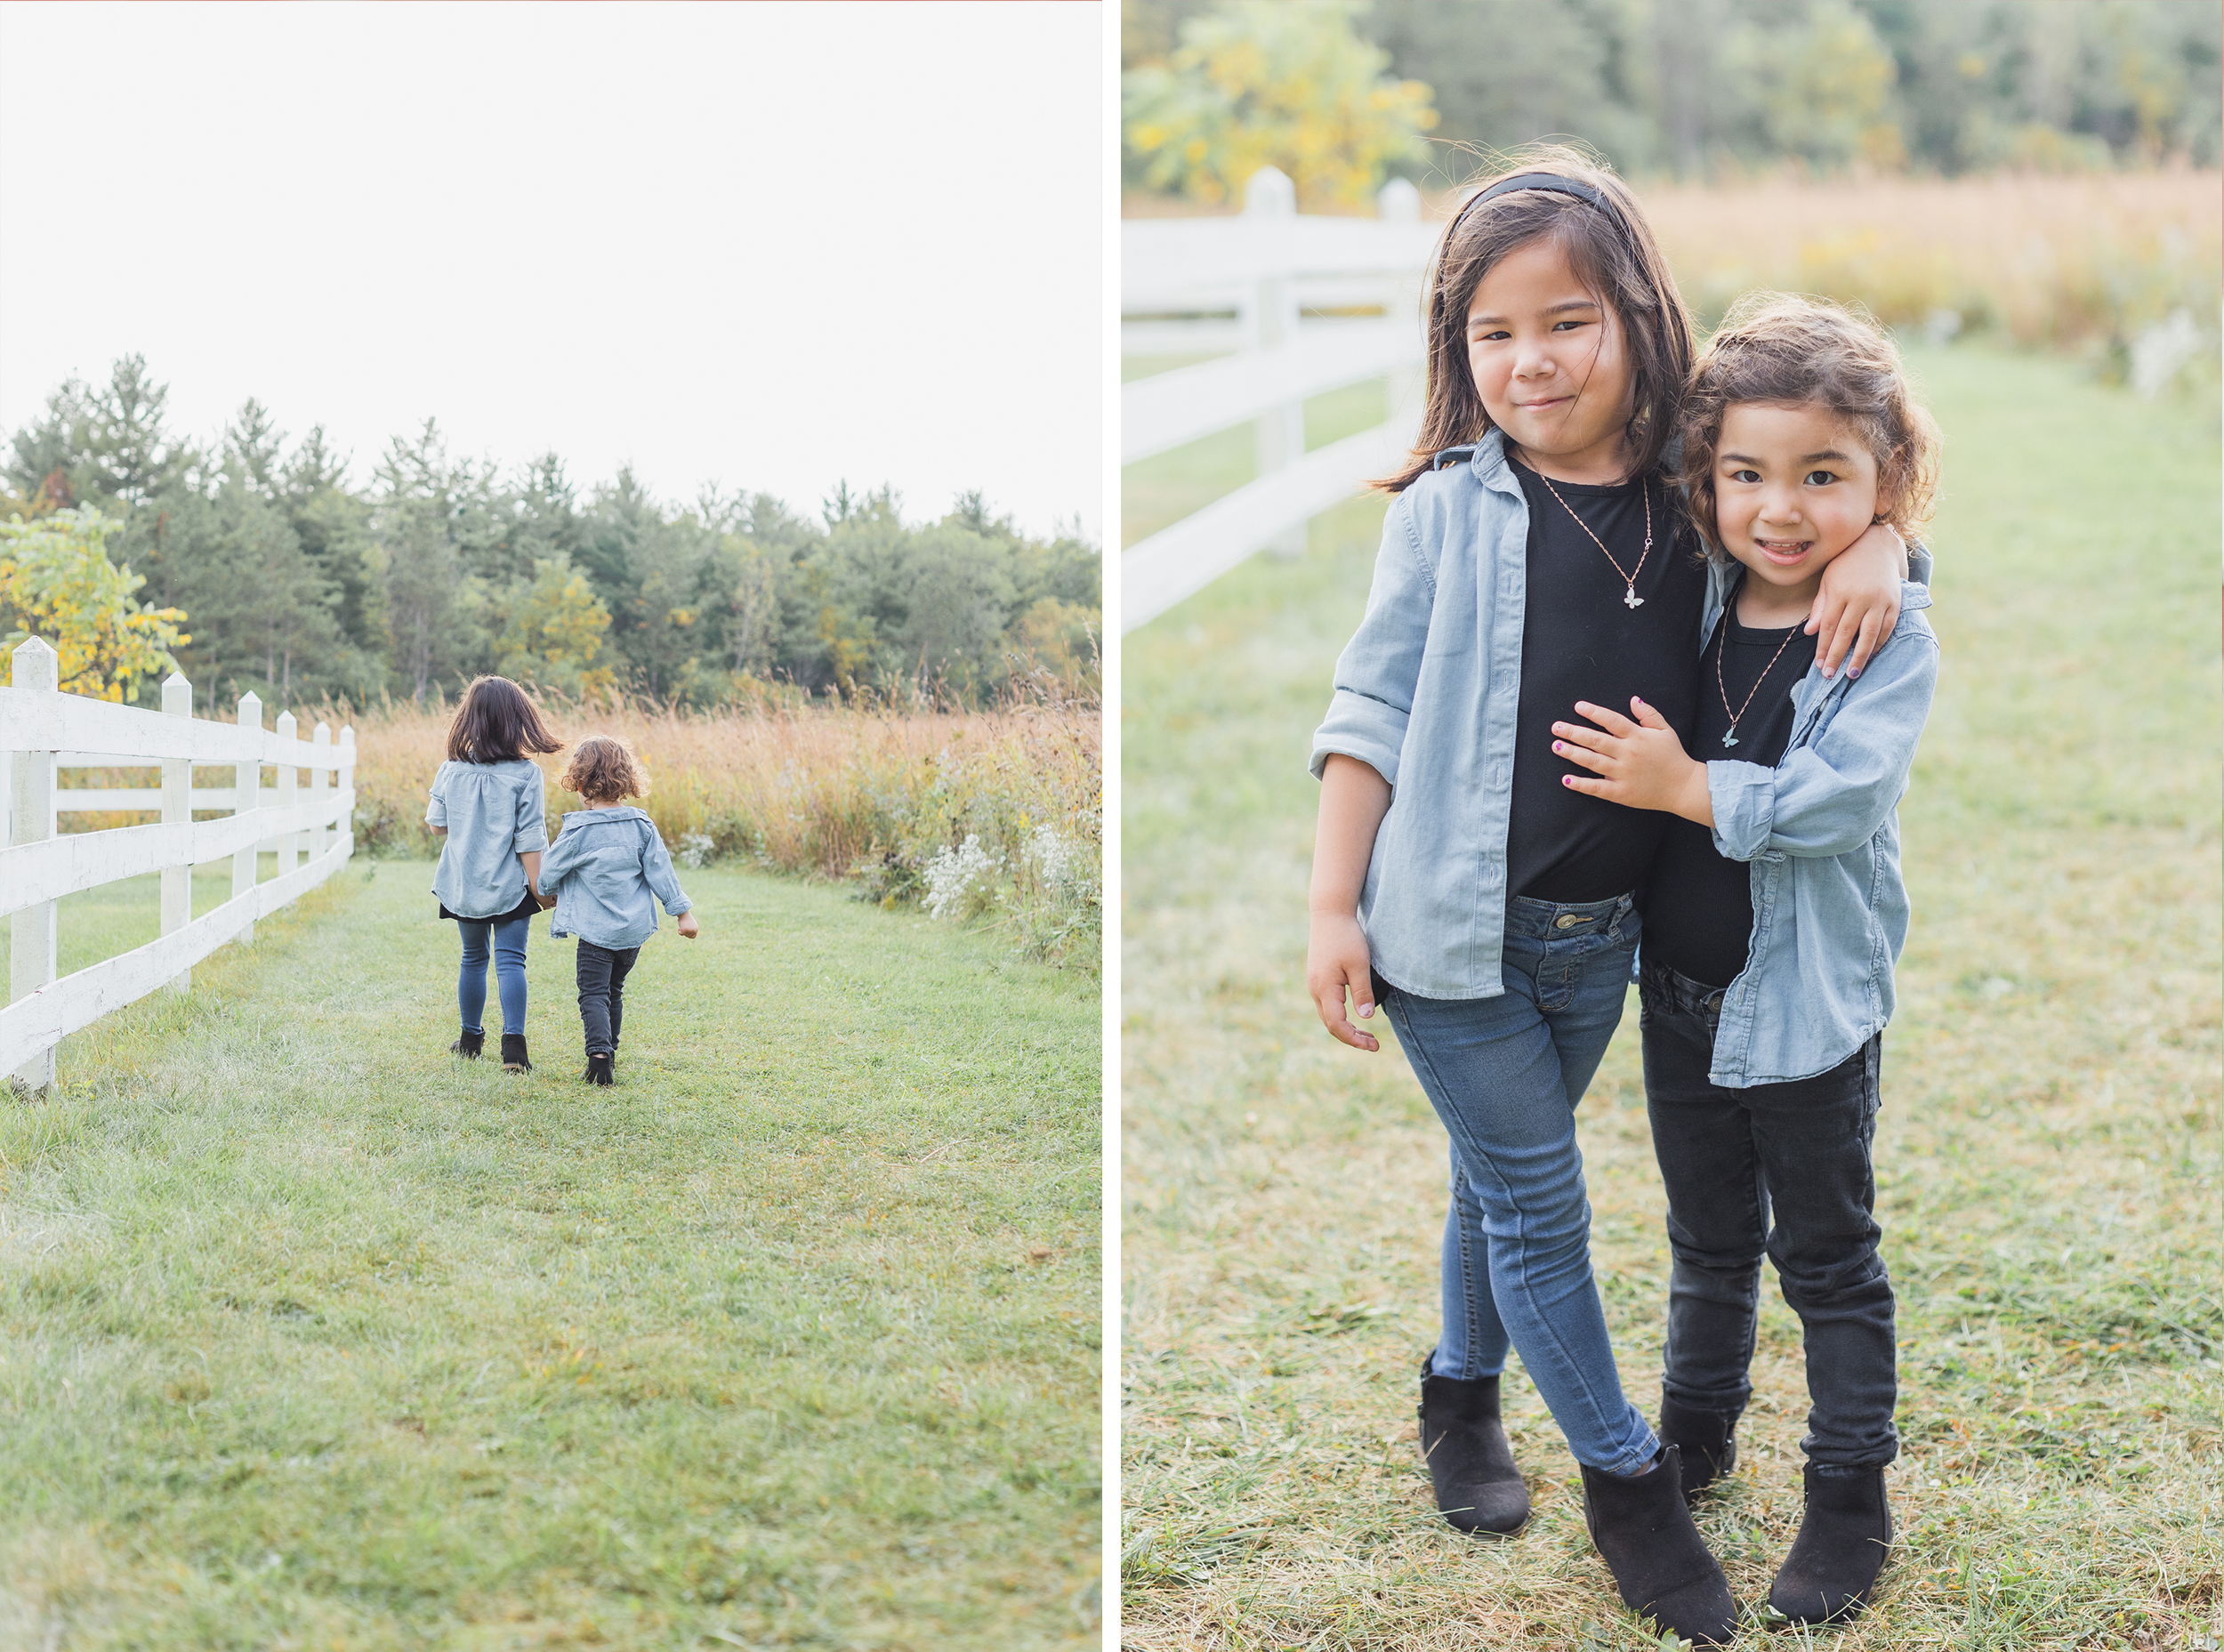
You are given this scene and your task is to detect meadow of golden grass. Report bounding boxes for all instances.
[334,686,1101,965]
[1632,165,2221,350]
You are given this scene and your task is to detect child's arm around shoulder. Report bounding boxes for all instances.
[1711,608,1939,863]
[640,821,699,939]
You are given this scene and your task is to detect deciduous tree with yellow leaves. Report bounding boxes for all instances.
[0,505,188,700]
[1124,0,1435,210]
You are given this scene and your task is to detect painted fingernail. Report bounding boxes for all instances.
[1358,1003,1374,1018]
[1849,666,1862,679]
[1552,741,1564,753]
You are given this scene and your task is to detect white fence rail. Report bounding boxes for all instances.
[2,637,355,1093]
[1122,168,1441,631]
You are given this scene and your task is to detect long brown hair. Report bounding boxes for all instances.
[446,675,564,764]
[1379,144,1696,494]
[1677,292,1941,560]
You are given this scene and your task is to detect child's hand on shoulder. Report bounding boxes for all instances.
[676,912,700,939]
[1553,697,1714,826]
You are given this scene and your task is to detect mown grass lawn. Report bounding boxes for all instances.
[1120,343,2221,1649]
[1,861,1100,1648]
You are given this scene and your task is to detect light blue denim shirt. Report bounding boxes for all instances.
[537,806,693,951]
[426,759,549,919]
[1309,429,1933,1003]
[1703,586,1937,1088]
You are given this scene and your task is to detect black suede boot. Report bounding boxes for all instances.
[584,1052,614,1086]
[499,1034,531,1074]
[1658,1393,1740,1502]
[1416,1363,1530,1536]
[1769,1463,1891,1624]
[1580,1446,1738,1647]
[450,1029,484,1059]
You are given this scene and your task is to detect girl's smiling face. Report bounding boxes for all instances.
[1712,400,1884,608]
[1465,237,1636,484]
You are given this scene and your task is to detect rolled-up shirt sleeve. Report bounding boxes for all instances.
[1309,499,1432,788]
[424,765,448,828]
[641,825,692,916]
[512,770,549,854]
[1710,628,1938,863]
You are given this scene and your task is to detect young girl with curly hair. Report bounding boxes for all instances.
[1554,293,1940,1627]
[534,736,698,1085]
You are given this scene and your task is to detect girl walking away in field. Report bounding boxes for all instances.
[1306,149,1926,1646]
[1553,294,1939,1627]
[534,737,697,1085]
[428,676,565,1073]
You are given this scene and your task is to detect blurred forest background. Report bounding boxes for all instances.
[1124,0,2223,197]
[0,364,1100,713]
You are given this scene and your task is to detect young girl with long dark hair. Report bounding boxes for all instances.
[1554,294,1939,1626]
[1305,149,1925,1644]
[427,676,565,1072]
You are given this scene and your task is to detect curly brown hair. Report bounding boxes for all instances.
[1678,292,1941,560]
[1379,142,1696,494]
[558,736,649,802]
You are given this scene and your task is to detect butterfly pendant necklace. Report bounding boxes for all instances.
[1536,470,1651,608]
[1715,615,1802,748]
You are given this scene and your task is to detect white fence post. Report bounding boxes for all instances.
[233,690,262,946]
[8,638,60,1094]
[162,672,193,995]
[1244,166,1307,560]
[275,710,300,879]
[312,721,332,864]
[1379,177,1427,425]
[338,725,355,858]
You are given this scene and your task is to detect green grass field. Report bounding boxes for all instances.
[1119,345,2221,1649]
[1,862,1100,1648]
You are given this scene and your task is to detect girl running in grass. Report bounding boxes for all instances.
[534,736,697,1085]
[1552,294,1939,1627]
[428,676,564,1074]
[1306,148,1922,1646]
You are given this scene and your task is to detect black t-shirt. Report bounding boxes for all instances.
[1505,461,1706,903]
[1642,597,1819,988]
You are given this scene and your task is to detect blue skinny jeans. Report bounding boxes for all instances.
[1376,891,1659,1478]
[457,914,531,1037]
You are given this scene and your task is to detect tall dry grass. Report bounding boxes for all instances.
[336,684,1101,966]
[1634,167,2220,356]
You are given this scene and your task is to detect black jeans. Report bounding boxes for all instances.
[1639,960,1898,1468]
[576,941,641,1057]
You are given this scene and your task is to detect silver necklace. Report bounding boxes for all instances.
[1536,471,1652,608]
[1715,616,1801,748]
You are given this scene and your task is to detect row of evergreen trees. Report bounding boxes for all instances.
[4,357,1100,713]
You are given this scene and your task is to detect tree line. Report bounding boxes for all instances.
[1124,0,2223,208]
[3,357,1100,712]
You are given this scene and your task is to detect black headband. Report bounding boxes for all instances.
[1450,171,1614,235]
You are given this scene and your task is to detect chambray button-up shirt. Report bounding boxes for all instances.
[537,807,693,952]
[1703,588,1937,1087]
[426,759,549,919]
[1309,431,1933,1077]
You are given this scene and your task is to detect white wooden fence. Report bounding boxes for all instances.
[1122,168,1442,632]
[1,637,356,1094]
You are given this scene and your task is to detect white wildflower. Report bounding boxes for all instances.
[1025,823,1081,889]
[924,833,1002,919]
[677,832,716,870]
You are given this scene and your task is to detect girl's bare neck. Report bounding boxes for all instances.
[1506,439,1639,488]
[583,796,629,810]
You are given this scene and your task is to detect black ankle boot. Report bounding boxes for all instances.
[499,1034,531,1074]
[450,1029,484,1059]
[584,1052,614,1086]
[1769,1463,1891,1624]
[1416,1363,1529,1536]
[1579,1446,1738,1646]
[1658,1393,1740,1501]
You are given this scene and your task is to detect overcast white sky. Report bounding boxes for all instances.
[0,2,1103,541]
